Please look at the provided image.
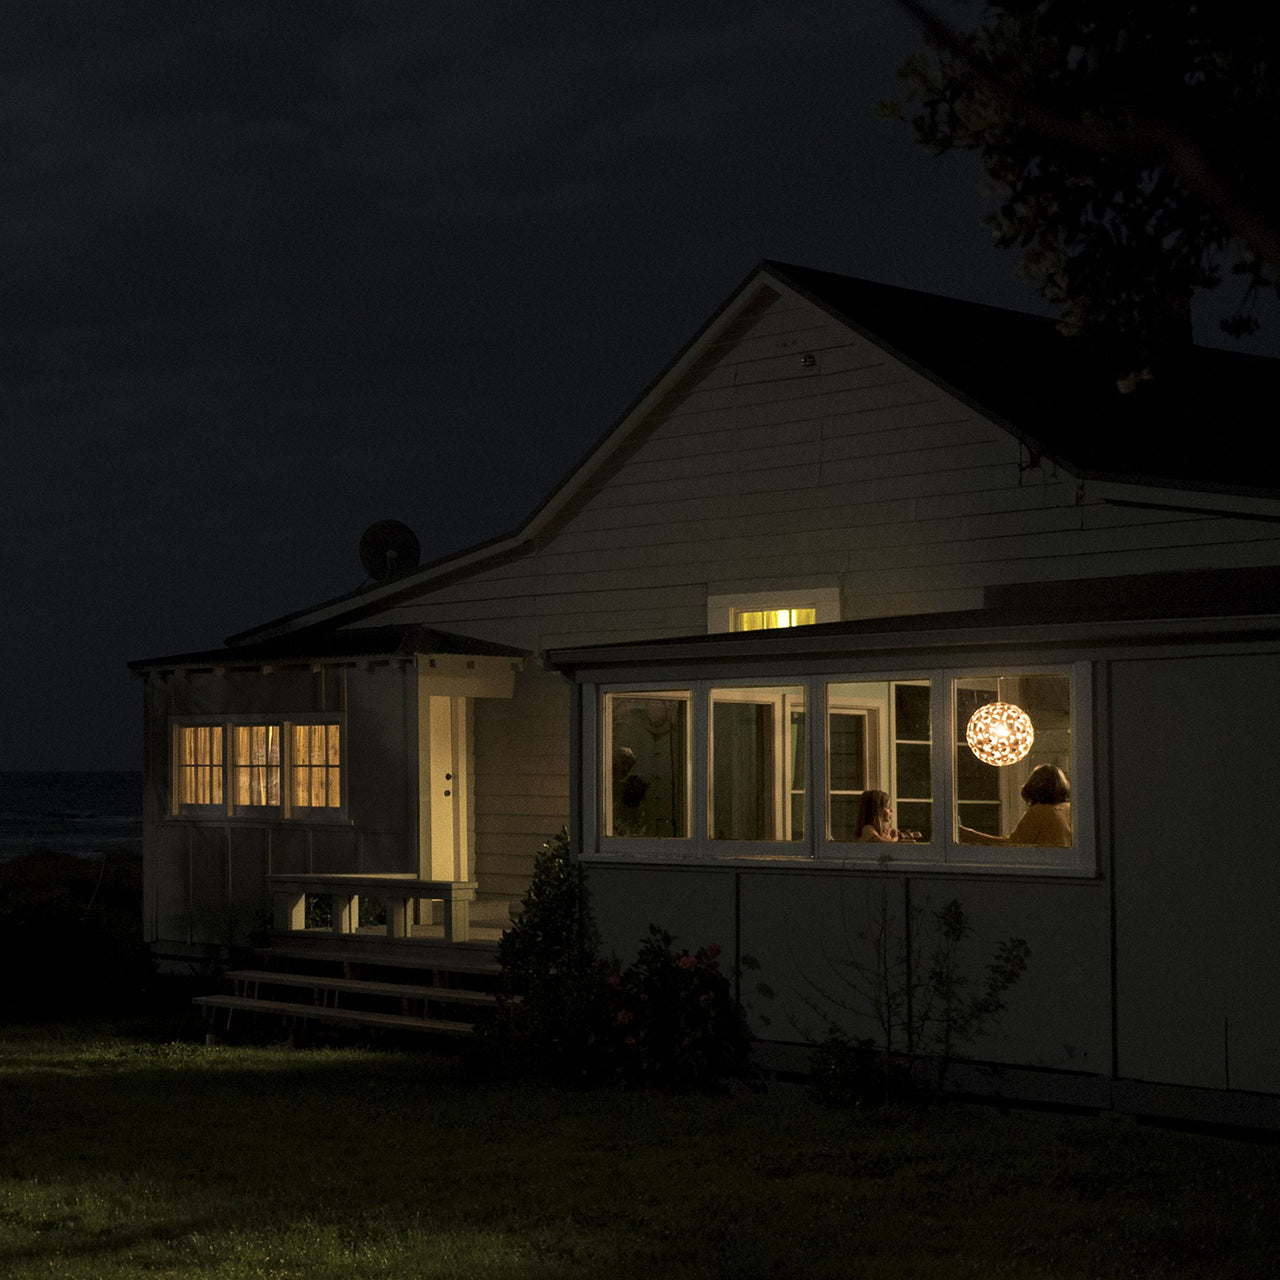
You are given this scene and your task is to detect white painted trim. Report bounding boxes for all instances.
[706,586,841,635]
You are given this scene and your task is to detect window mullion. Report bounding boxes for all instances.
[692,682,709,852]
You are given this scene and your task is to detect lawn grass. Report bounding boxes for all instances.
[2,1023,1279,1279]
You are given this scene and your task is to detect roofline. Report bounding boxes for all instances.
[229,261,792,645]
[228,260,1280,646]
[547,609,1280,678]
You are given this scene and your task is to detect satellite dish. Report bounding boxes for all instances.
[359,520,421,581]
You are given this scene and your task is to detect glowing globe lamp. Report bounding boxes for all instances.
[966,702,1034,767]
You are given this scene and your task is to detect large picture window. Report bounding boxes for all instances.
[595,666,1087,873]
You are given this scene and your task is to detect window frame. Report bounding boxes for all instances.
[706,588,840,635]
[590,662,1093,876]
[169,714,347,821]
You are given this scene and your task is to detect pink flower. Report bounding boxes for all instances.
[625,1036,636,1046]
[606,973,621,987]
[678,955,698,971]
[615,1009,634,1026]
[704,943,722,960]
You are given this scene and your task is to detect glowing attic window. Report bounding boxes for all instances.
[733,608,817,631]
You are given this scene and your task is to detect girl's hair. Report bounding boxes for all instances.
[1020,764,1070,805]
[855,789,892,837]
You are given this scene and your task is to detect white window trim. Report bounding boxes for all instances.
[589,662,1094,877]
[707,587,841,635]
[168,714,348,822]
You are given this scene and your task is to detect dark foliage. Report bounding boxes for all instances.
[806,892,1029,1106]
[885,0,1280,384]
[0,850,153,1020]
[476,830,753,1091]
[474,828,611,1085]
[602,928,754,1093]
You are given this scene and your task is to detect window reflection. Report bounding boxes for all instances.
[606,694,690,837]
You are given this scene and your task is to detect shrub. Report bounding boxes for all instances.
[0,849,152,1020]
[603,927,754,1093]
[474,828,610,1085]
[476,831,754,1092]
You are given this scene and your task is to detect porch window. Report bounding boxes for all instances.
[177,725,224,807]
[953,674,1072,846]
[234,725,281,807]
[291,723,341,809]
[710,686,806,840]
[593,666,1086,871]
[171,718,343,817]
[605,693,690,838]
[825,681,932,844]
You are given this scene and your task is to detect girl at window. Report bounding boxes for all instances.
[855,790,917,843]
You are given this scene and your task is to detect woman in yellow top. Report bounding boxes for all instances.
[957,764,1072,847]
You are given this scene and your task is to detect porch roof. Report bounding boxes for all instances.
[129,623,528,673]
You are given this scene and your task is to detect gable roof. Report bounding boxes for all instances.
[231,260,1280,645]
[769,262,1279,492]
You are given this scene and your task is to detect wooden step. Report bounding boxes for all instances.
[257,942,501,977]
[223,969,503,1006]
[193,994,474,1036]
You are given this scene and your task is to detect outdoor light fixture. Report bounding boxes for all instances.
[966,701,1034,766]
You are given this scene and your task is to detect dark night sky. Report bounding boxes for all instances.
[5,2,1275,771]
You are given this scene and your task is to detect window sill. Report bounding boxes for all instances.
[588,841,1097,877]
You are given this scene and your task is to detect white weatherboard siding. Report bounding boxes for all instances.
[350,285,1280,902]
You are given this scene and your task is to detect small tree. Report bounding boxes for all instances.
[807,888,1029,1104]
[475,828,609,1085]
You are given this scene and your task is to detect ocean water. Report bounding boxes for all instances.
[0,772,143,862]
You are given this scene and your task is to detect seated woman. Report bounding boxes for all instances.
[855,789,917,843]
[957,763,1072,847]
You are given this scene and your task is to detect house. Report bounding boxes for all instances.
[131,261,1280,1124]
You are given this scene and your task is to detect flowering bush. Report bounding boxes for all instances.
[476,834,754,1092]
[602,928,753,1092]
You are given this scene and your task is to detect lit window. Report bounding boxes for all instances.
[733,608,817,631]
[234,725,281,807]
[954,675,1072,846]
[593,668,1084,871]
[605,693,690,837]
[292,723,342,808]
[172,718,344,817]
[825,681,932,843]
[177,725,224,807]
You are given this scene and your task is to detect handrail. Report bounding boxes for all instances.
[269,873,477,943]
